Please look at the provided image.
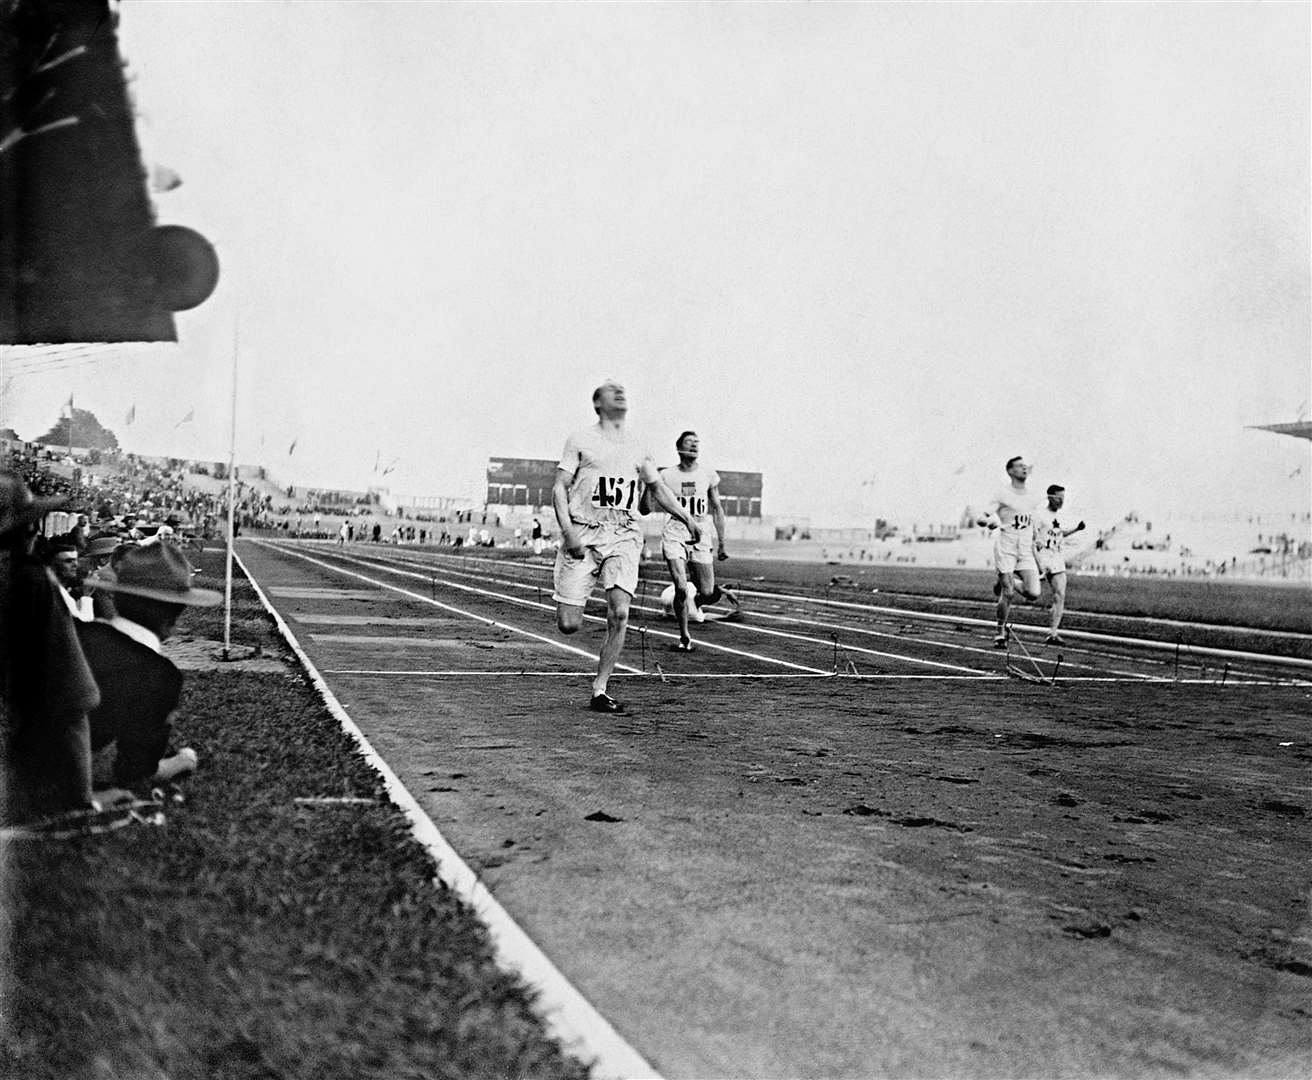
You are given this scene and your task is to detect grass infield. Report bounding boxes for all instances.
[0,550,591,1080]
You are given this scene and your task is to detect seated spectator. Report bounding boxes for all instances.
[45,539,92,621]
[82,530,126,621]
[0,471,115,824]
[77,541,220,792]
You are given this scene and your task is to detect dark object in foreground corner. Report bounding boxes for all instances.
[0,0,219,343]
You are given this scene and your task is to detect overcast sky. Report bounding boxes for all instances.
[2,1,1308,528]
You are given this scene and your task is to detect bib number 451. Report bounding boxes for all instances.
[591,475,637,509]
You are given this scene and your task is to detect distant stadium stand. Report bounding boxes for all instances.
[486,458,558,509]
[486,457,763,519]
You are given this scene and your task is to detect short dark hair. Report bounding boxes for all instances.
[1046,484,1065,495]
[1005,456,1024,470]
[676,430,697,450]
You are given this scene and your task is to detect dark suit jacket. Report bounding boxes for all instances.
[76,620,182,785]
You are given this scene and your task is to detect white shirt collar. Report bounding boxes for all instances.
[106,615,162,654]
[56,583,91,621]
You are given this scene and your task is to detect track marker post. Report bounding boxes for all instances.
[832,634,839,673]
[639,626,647,673]
[1220,663,1229,686]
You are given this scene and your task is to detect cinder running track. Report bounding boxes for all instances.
[239,539,1312,1079]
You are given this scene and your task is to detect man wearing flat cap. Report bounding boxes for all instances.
[76,541,220,791]
[81,530,127,621]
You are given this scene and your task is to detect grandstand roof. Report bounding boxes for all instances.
[1248,421,1312,442]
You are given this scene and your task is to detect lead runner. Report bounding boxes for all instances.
[552,380,701,714]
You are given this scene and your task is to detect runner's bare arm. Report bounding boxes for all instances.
[708,482,728,560]
[551,468,584,557]
[637,481,657,516]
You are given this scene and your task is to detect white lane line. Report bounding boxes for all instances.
[284,544,833,676]
[726,605,1159,680]
[735,588,1312,671]
[327,549,990,677]
[253,542,643,675]
[318,669,992,680]
[236,546,662,1080]
[309,635,506,647]
[294,548,1312,685]
[396,552,1310,675]
[345,545,1312,647]
[629,600,988,676]
[312,669,1298,684]
[267,587,381,600]
[294,614,451,626]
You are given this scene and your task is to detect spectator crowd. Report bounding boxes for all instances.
[1,451,220,837]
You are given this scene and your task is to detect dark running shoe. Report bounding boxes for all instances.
[1045,634,1065,646]
[993,632,1008,648]
[588,693,625,714]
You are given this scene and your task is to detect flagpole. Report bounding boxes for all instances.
[223,317,238,660]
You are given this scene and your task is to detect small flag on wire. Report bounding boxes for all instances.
[124,403,136,426]
[174,406,195,429]
[288,438,298,457]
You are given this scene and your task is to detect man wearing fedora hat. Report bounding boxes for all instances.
[0,470,106,821]
[77,541,221,790]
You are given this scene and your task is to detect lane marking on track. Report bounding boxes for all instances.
[234,546,661,1080]
[250,542,644,674]
[294,614,451,626]
[320,548,992,677]
[733,588,1312,671]
[364,545,1312,646]
[310,635,512,647]
[274,543,834,676]
[335,552,1199,680]
[278,545,1312,686]
[319,669,988,679]
[312,669,1294,685]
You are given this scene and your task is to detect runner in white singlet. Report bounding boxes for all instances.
[976,455,1042,646]
[1033,483,1086,645]
[552,381,700,715]
[656,431,737,651]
